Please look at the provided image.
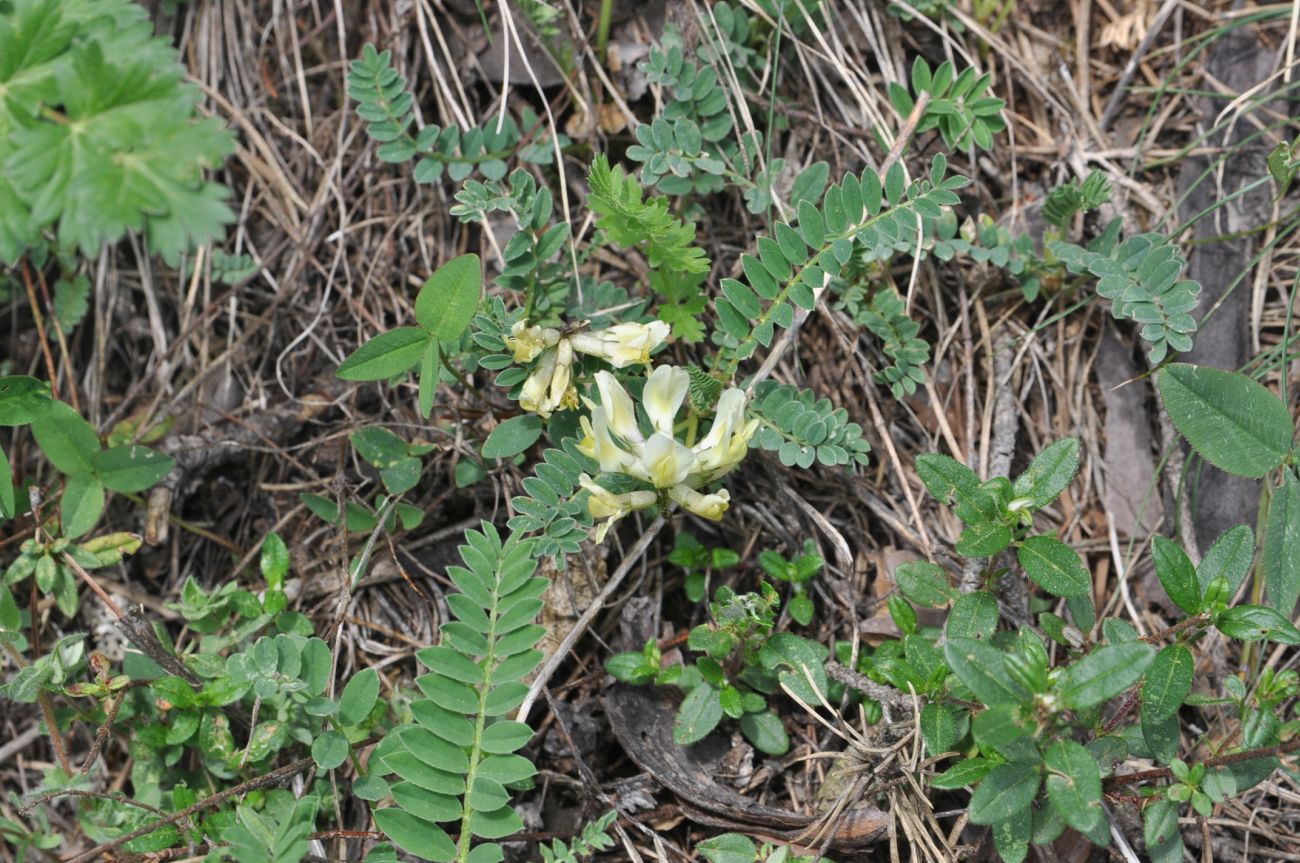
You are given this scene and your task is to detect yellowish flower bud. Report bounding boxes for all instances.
[669,484,730,520]
[569,321,670,368]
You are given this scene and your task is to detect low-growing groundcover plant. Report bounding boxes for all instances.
[3,2,1300,863]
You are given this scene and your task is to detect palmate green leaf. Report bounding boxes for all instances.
[968,763,1039,825]
[1059,641,1154,709]
[415,254,482,342]
[1151,536,1200,614]
[1157,364,1293,478]
[0,376,52,426]
[1263,469,1300,614]
[944,636,1030,707]
[1141,644,1193,721]
[1044,740,1103,832]
[337,327,431,381]
[1017,535,1090,597]
[1,1,235,264]
[1011,438,1079,510]
[587,154,708,274]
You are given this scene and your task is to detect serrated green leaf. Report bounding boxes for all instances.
[1158,364,1293,478]
[415,254,481,341]
[1263,469,1300,613]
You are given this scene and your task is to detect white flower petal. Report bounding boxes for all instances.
[643,365,689,436]
[594,371,642,444]
[695,388,746,454]
[639,433,694,488]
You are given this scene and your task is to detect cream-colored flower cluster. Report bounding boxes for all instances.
[503,320,670,417]
[577,365,758,540]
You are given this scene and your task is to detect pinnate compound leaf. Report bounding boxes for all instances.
[1017,535,1090,597]
[1158,364,1292,478]
[337,327,431,381]
[372,808,456,862]
[415,254,482,342]
[968,763,1039,825]
[1060,642,1154,709]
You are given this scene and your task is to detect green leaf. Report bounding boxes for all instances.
[61,472,105,539]
[1197,524,1253,598]
[1263,469,1300,613]
[968,763,1039,825]
[339,667,380,725]
[895,561,956,607]
[946,591,999,640]
[1144,798,1184,863]
[372,808,456,862]
[1215,605,1300,644]
[915,453,997,523]
[1011,438,1079,509]
[0,376,52,426]
[674,685,723,745]
[1059,641,1154,709]
[30,400,100,474]
[1158,363,1293,478]
[920,702,966,755]
[944,636,1029,706]
[1044,739,1103,832]
[697,833,757,863]
[260,532,290,589]
[92,445,175,492]
[482,415,543,459]
[1017,535,1090,597]
[415,253,482,341]
[0,444,15,519]
[312,730,349,770]
[739,710,789,755]
[931,757,994,789]
[337,327,431,381]
[1152,536,1200,614]
[1142,645,1193,721]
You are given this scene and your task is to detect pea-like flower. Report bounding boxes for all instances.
[503,320,670,418]
[577,364,757,539]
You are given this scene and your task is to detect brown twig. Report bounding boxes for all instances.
[1103,737,1300,789]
